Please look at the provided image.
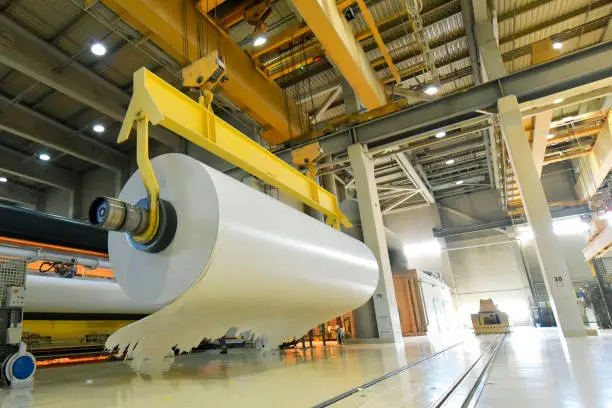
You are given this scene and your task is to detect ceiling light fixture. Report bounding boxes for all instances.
[455,180,464,185]
[552,41,563,50]
[93,124,105,133]
[0,177,7,183]
[253,34,267,47]
[445,159,455,165]
[424,85,439,95]
[553,97,564,104]
[90,42,107,56]
[39,153,51,162]
[435,131,447,138]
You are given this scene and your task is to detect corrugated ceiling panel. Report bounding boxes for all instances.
[54,15,124,66]
[351,0,404,34]
[424,12,464,44]
[94,43,159,88]
[35,91,87,122]
[505,54,531,73]
[562,27,606,52]
[4,0,83,40]
[0,131,32,151]
[498,0,606,49]
[285,68,340,99]
[500,8,610,52]
[52,154,94,173]
[0,70,39,99]
[66,108,107,132]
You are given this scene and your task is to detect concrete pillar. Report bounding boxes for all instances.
[340,199,379,339]
[472,0,506,81]
[320,157,337,197]
[348,144,403,342]
[498,95,585,337]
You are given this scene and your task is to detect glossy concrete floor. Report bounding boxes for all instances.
[1,328,610,407]
[478,328,612,408]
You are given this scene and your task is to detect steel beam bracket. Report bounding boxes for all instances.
[117,68,351,231]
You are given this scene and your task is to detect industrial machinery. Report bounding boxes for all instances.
[0,55,355,384]
[0,256,35,387]
[471,299,510,335]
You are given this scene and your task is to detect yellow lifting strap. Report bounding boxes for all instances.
[117,68,351,236]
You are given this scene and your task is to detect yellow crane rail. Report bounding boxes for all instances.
[118,68,350,239]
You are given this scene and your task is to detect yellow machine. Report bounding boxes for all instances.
[115,55,349,249]
[21,54,352,363]
[471,299,510,335]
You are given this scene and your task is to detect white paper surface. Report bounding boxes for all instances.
[106,154,378,370]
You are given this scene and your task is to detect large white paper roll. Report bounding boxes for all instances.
[106,154,378,369]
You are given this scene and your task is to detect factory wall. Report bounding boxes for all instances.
[447,233,532,328]
[41,187,73,218]
[540,162,578,202]
[383,205,455,288]
[77,168,120,220]
[521,232,595,300]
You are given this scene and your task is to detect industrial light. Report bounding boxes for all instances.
[553,97,564,104]
[424,85,439,95]
[39,153,51,161]
[435,131,447,138]
[403,240,441,257]
[253,35,267,47]
[517,217,589,244]
[547,133,555,139]
[0,177,7,183]
[90,42,107,56]
[445,159,455,165]
[455,180,464,185]
[93,124,105,133]
[552,41,563,50]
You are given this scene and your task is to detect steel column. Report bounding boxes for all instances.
[348,144,403,342]
[499,95,585,337]
[531,110,553,175]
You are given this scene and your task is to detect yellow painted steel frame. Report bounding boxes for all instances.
[118,68,351,230]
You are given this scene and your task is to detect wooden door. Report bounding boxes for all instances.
[393,275,418,335]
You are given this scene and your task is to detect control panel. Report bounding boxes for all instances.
[5,286,26,308]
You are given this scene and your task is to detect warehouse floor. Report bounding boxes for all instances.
[0,328,609,407]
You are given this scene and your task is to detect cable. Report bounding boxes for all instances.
[39,261,76,278]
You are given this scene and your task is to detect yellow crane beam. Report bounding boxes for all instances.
[118,68,351,232]
[354,0,400,84]
[101,0,307,145]
[291,0,388,110]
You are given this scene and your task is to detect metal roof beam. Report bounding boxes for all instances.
[0,95,125,171]
[393,153,435,204]
[275,41,612,158]
[0,144,77,191]
[0,14,181,150]
[0,182,40,207]
[290,0,387,110]
[101,0,306,144]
